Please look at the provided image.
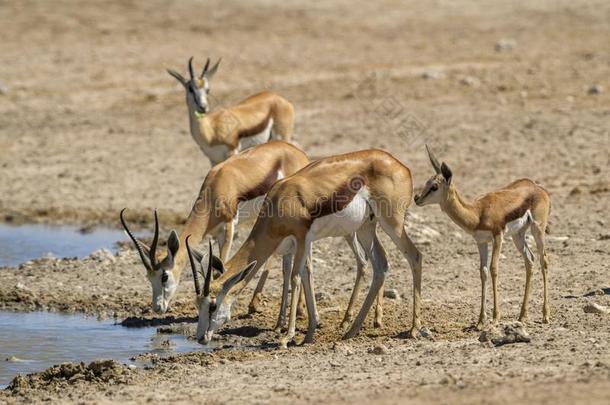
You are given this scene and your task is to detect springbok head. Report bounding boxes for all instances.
[120,209,182,313]
[414,144,453,206]
[167,57,221,115]
[186,236,256,344]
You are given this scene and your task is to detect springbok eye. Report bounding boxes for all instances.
[431,184,439,191]
[209,303,217,313]
[161,272,169,284]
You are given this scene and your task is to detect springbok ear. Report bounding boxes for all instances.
[167,69,187,87]
[221,261,257,293]
[426,144,442,174]
[205,58,222,80]
[441,162,453,184]
[210,254,225,276]
[167,230,180,259]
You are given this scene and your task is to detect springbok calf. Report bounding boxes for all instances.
[414,146,551,328]
[167,57,295,166]
[120,141,371,329]
[189,149,423,346]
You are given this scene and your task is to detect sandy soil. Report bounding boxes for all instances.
[1,0,609,403]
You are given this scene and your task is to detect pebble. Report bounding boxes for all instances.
[479,322,530,346]
[495,39,516,52]
[383,289,400,299]
[315,291,332,302]
[417,326,433,340]
[89,248,116,263]
[587,84,603,95]
[460,76,480,87]
[0,84,7,95]
[5,356,23,362]
[583,303,609,314]
[598,233,610,241]
[369,344,389,355]
[421,70,444,80]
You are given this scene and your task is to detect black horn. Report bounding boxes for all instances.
[149,209,160,268]
[185,235,201,296]
[200,57,210,78]
[426,144,442,174]
[203,240,213,296]
[119,208,152,271]
[188,56,196,81]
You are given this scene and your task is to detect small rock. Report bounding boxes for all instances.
[583,303,609,314]
[588,85,603,95]
[416,326,433,340]
[479,322,530,346]
[460,76,480,87]
[315,291,331,302]
[5,356,23,362]
[89,248,116,263]
[383,289,400,299]
[495,39,516,52]
[0,84,7,95]
[368,344,389,355]
[15,282,28,291]
[599,233,610,241]
[421,70,444,80]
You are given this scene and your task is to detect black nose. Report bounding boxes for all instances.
[161,272,168,283]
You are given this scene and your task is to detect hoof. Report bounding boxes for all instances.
[542,315,550,324]
[373,320,384,329]
[408,327,418,339]
[279,336,292,349]
[476,321,486,331]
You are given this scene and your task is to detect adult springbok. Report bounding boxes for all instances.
[414,145,551,328]
[188,149,423,347]
[167,57,295,166]
[120,141,371,328]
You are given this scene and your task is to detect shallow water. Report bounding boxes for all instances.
[0,311,204,388]
[0,224,128,267]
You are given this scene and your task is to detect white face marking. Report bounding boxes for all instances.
[148,271,178,313]
[308,187,371,240]
[196,293,234,344]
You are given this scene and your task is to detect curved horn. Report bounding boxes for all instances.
[188,56,195,81]
[426,144,442,174]
[203,240,213,296]
[149,209,160,268]
[200,57,210,78]
[206,57,222,79]
[185,235,201,296]
[119,208,152,271]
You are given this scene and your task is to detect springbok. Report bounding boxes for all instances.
[120,141,371,329]
[188,149,423,347]
[167,57,295,166]
[414,145,551,328]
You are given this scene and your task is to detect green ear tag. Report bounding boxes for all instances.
[194,111,204,119]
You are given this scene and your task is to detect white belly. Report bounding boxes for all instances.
[238,118,273,151]
[308,188,371,241]
[473,210,532,243]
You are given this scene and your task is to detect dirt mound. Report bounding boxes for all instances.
[7,360,133,393]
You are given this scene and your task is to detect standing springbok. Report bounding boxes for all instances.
[414,145,551,328]
[120,141,371,329]
[188,149,423,347]
[167,57,294,166]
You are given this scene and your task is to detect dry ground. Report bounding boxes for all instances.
[0,0,609,403]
